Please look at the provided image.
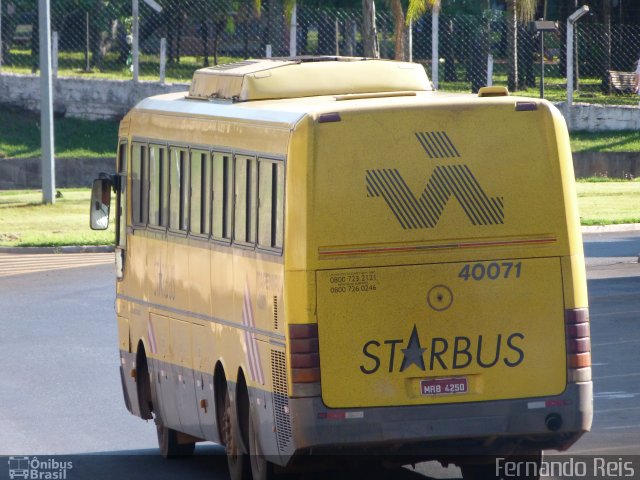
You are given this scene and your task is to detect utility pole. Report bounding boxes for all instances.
[39,0,55,204]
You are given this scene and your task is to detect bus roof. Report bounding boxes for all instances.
[187,57,432,101]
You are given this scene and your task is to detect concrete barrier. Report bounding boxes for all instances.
[556,102,640,132]
[0,157,114,190]
[572,151,640,179]
[0,73,188,120]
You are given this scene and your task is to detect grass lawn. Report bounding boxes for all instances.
[0,189,115,247]
[0,182,637,247]
[0,107,118,159]
[570,131,640,153]
[576,180,640,226]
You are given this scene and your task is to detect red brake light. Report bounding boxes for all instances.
[565,308,591,372]
[289,324,321,384]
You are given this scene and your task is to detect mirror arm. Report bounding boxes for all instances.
[97,171,119,192]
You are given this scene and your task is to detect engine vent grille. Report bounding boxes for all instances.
[271,350,292,453]
[273,296,279,330]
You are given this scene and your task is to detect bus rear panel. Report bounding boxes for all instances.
[282,95,591,460]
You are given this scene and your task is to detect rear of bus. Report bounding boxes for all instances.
[283,92,592,464]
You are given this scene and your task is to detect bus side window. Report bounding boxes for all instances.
[258,159,285,251]
[149,144,168,228]
[190,149,211,236]
[116,141,127,249]
[234,155,257,245]
[131,142,148,226]
[212,153,233,242]
[170,148,189,232]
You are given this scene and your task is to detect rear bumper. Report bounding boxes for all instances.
[285,381,592,462]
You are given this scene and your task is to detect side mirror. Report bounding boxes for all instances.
[90,178,112,230]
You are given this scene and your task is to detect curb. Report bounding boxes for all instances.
[581,223,640,234]
[0,245,115,254]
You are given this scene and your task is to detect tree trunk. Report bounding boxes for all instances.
[506,0,518,91]
[442,18,457,81]
[362,0,379,58]
[390,0,405,60]
[200,21,209,67]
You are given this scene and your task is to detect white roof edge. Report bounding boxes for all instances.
[133,96,307,127]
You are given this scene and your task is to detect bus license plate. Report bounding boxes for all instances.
[420,377,468,396]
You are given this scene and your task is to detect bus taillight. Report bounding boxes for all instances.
[289,324,321,384]
[565,308,592,377]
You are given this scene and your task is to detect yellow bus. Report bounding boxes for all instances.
[90,57,592,480]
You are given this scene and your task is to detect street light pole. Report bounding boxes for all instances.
[567,6,590,105]
[39,0,55,204]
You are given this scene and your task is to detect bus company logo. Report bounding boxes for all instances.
[359,324,525,375]
[414,131,460,159]
[8,457,73,480]
[365,165,504,229]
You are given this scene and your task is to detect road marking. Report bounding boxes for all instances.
[594,372,640,380]
[0,253,113,278]
[602,424,640,431]
[593,339,640,347]
[596,405,640,414]
[592,310,640,319]
[594,391,639,400]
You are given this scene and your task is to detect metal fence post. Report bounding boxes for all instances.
[132,0,139,82]
[0,0,3,69]
[289,2,297,57]
[487,54,493,86]
[408,20,412,63]
[431,3,440,89]
[38,0,55,204]
[52,31,58,77]
[160,37,166,83]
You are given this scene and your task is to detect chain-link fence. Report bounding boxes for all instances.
[1,1,639,104]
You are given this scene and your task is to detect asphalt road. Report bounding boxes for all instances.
[0,232,639,479]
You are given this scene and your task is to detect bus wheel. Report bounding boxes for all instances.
[156,424,195,459]
[249,413,275,480]
[223,392,250,480]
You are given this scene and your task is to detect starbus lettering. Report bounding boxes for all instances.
[359,324,525,374]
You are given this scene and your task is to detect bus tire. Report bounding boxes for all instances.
[249,412,275,480]
[224,391,250,480]
[136,344,153,420]
[156,424,195,459]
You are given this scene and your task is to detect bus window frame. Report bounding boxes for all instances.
[168,144,190,237]
[115,139,128,250]
[188,148,213,240]
[131,141,149,229]
[233,154,258,249]
[256,156,285,255]
[211,150,235,247]
[147,142,170,232]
